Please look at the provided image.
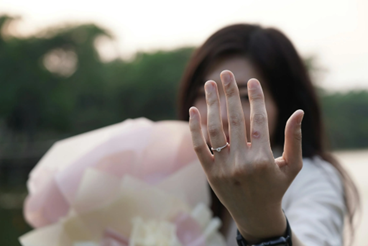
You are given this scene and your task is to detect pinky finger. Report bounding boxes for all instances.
[189,107,214,170]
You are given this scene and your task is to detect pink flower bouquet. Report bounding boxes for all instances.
[20,118,226,246]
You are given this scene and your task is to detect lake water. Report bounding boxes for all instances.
[334,149,368,246]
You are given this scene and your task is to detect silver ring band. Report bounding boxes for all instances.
[211,142,229,153]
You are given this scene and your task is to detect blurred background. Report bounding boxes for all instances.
[0,0,367,245]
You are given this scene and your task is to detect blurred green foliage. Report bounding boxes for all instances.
[1,15,368,151]
[0,15,194,142]
[1,15,368,245]
[0,15,193,245]
[321,90,368,149]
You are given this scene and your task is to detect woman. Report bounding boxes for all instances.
[178,24,359,245]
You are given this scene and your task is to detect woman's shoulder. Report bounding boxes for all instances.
[296,155,343,192]
[302,155,341,176]
[283,155,344,203]
[282,155,346,245]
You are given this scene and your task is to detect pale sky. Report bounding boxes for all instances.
[0,0,367,91]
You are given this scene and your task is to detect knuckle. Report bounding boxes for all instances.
[231,164,255,180]
[189,122,200,132]
[252,113,267,125]
[255,161,269,172]
[209,170,229,184]
[293,128,302,141]
[229,113,243,127]
[206,96,217,106]
[231,167,246,179]
[249,91,264,102]
[193,144,204,153]
[225,84,238,98]
[207,124,220,137]
[258,157,271,166]
[252,155,272,169]
[252,130,261,139]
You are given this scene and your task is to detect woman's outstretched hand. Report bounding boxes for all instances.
[189,70,304,243]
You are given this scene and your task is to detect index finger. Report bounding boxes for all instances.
[189,107,214,170]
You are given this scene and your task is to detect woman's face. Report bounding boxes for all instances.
[193,56,278,145]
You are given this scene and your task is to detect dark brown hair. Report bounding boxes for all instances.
[177,24,359,244]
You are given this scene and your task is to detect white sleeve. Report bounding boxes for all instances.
[282,156,345,246]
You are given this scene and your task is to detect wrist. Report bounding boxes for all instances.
[235,206,286,244]
[236,213,292,246]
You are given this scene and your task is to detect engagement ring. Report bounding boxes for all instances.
[211,142,229,153]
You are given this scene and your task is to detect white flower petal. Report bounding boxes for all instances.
[73,242,99,246]
[156,161,210,207]
[203,218,222,238]
[190,203,212,230]
[130,217,182,246]
[206,232,227,246]
[73,168,120,213]
[19,223,71,246]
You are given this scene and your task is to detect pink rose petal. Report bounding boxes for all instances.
[100,228,129,246]
[24,119,202,228]
[24,177,69,227]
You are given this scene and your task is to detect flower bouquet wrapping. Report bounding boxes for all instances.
[20,118,226,246]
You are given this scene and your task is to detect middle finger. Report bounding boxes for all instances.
[220,70,247,151]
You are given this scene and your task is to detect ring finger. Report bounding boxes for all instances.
[205,81,228,155]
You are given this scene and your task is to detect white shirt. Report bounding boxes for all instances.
[226,156,345,246]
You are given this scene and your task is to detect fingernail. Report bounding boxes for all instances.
[248,79,259,89]
[222,72,232,85]
[205,82,215,94]
[189,107,196,120]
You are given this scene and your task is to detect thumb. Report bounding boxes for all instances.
[282,109,304,172]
